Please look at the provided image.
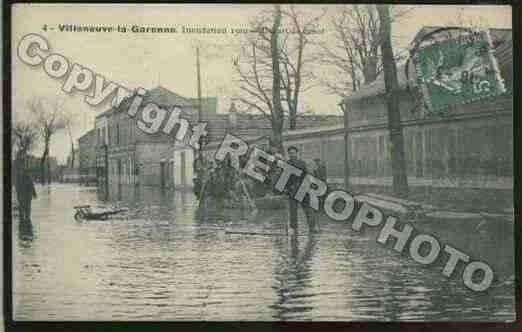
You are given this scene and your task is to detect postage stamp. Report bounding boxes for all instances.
[414,30,507,113]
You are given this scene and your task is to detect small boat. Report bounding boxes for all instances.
[73,205,127,220]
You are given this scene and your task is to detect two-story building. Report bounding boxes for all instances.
[94,86,217,188]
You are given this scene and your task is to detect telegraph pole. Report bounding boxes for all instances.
[377,4,409,196]
[339,102,350,191]
[196,46,203,123]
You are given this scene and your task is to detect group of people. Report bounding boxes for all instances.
[193,156,248,207]
[193,145,327,235]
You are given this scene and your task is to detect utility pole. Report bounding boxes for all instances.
[377,4,409,196]
[196,46,203,123]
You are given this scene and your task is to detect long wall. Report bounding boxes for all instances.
[285,110,512,186]
[199,98,512,189]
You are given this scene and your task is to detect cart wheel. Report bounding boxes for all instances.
[74,211,82,220]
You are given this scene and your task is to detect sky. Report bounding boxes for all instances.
[11,4,511,164]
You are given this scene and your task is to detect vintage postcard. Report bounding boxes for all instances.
[9,3,514,322]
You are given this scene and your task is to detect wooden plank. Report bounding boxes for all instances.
[365,192,435,209]
[225,230,306,237]
[425,211,481,219]
[73,205,92,209]
[355,195,408,214]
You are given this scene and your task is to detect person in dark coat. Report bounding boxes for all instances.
[15,161,37,222]
[286,146,316,234]
[311,158,328,227]
[313,158,327,183]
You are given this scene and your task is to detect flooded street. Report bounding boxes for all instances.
[13,184,514,321]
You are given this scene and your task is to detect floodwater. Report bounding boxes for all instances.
[13,184,514,321]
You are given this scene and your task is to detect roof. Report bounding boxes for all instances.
[95,107,113,119]
[343,63,413,102]
[95,86,217,119]
[78,129,96,142]
[145,86,193,107]
[344,27,512,102]
[198,112,343,143]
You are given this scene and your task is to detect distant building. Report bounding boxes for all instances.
[66,148,79,169]
[173,101,344,189]
[64,148,81,182]
[94,86,218,188]
[78,129,97,183]
[15,155,62,183]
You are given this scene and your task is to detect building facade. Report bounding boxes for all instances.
[94,86,217,188]
[78,129,97,183]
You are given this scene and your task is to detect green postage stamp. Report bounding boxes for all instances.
[414,30,506,113]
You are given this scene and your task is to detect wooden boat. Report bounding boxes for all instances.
[73,205,127,220]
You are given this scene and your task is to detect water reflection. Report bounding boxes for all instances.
[271,234,318,320]
[13,184,515,321]
[18,219,34,247]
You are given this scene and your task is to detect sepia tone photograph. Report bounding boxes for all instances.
[8,3,514,322]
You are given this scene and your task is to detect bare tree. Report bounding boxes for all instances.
[233,4,324,145]
[12,120,39,165]
[27,96,67,184]
[63,116,76,169]
[270,4,284,152]
[377,4,408,196]
[317,5,412,97]
[279,6,324,129]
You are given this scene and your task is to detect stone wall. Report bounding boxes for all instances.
[285,108,512,186]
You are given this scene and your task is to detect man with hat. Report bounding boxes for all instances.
[286,146,316,235]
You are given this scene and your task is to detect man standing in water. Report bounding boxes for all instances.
[286,146,316,235]
[313,158,327,184]
[15,160,37,222]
